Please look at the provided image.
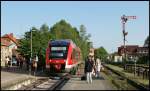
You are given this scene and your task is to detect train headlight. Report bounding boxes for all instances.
[64,59,67,62]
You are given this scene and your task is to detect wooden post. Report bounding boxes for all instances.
[137,67,140,76]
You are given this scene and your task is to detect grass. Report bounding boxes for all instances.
[105,64,149,86]
[102,68,137,90]
[136,79,149,87]
[101,70,118,89]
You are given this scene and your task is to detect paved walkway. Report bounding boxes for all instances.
[1,71,32,88]
[61,72,117,90]
[1,66,47,89]
[1,66,117,90]
[1,66,39,89]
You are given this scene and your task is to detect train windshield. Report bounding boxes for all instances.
[49,46,68,59]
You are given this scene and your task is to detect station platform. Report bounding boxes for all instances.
[61,72,117,90]
[1,71,33,89]
[1,66,39,89]
[1,66,117,90]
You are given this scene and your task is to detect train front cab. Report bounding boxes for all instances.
[46,40,81,74]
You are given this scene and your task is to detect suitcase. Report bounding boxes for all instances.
[81,75,86,80]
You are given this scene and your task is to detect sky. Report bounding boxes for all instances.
[1,1,149,53]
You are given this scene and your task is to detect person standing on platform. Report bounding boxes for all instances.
[95,58,101,78]
[85,55,94,84]
[8,56,11,68]
[5,56,8,67]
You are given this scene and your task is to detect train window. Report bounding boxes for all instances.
[49,51,67,59]
[49,46,68,59]
[51,47,67,51]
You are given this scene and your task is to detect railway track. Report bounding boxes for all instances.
[17,77,49,90]
[17,62,84,90]
[17,73,71,90]
[49,73,71,90]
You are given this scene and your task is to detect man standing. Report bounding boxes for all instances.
[85,55,94,84]
[8,56,11,68]
[5,56,9,68]
[6,56,10,70]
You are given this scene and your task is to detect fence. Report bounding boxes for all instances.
[125,64,149,79]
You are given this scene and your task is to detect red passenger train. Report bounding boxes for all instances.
[46,39,81,73]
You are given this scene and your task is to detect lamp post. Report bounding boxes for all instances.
[30,28,36,75]
[134,56,137,76]
[29,29,33,75]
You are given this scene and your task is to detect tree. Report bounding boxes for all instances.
[17,19,92,70]
[50,19,76,40]
[78,25,91,59]
[37,24,51,69]
[136,35,150,65]
[137,56,149,64]
[50,20,91,60]
[17,24,51,70]
[94,46,108,61]
[144,36,149,47]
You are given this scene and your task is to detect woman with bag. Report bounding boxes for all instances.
[85,55,94,84]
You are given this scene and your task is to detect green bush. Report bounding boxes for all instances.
[137,56,149,64]
[105,61,124,68]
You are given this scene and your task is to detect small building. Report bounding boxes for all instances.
[108,52,123,62]
[114,54,123,62]
[118,45,149,61]
[1,33,19,67]
[137,47,149,57]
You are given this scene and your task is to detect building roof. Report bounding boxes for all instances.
[1,38,12,47]
[113,52,120,56]
[137,47,148,50]
[137,47,149,52]
[118,45,149,55]
[1,33,19,47]
[118,45,139,48]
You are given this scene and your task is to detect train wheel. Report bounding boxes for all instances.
[45,68,50,75]
[50,65,55,74]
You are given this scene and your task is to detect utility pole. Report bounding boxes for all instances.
[121,15,136,69]
[29,29,32,75]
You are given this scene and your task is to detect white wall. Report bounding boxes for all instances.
[114,56,122,62]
